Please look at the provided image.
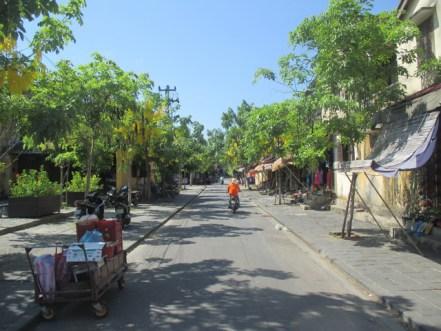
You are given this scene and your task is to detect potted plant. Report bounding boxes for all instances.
[65,172,102,206]
[9,169,62,218]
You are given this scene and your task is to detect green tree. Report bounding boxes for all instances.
[0,0,85,175]
[256,0,419,157]
[75,53,139,194]
[0,0,86,94]
[0,90,29,173]
[242,102,291,163]
[222,100,253,171]
[203,129,226,173]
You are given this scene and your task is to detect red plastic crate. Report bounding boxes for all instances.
[96,219,122,242]
[102,241,117,258]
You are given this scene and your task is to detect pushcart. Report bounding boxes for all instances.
[25,243,127,320]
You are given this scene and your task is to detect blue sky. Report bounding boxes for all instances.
[44,0,400,131]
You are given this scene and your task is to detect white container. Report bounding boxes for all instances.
[66,242,105,262]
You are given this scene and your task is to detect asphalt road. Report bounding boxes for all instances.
[29,185,405,331]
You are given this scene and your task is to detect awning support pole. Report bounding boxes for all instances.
[278,170,282,205]
[343,172,389,239]
[273,172,277,204]
[283,166,307,190]
[363,172,424,256]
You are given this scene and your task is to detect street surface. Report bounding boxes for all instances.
[29,185,405,331]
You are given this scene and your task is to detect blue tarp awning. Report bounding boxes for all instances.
[336,110,440,177]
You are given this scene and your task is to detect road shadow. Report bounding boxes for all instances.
[347,228,414,251]
[31,258,416,331]
[146,223,263,247]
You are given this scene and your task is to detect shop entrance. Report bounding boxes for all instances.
[420,123,441,208]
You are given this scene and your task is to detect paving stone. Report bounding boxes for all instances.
[246,190,441,331]
[0,186,204,331]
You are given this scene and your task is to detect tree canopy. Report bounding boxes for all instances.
[249,0,420,169]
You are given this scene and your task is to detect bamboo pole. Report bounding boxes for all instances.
[284,165,307,190]
[364,172,424,256]
[343,172,389,239]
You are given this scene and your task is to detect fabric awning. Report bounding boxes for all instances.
[336,110,440,177]
[255,163,273,172]
[272,157,293,172]
[263,163,272,171]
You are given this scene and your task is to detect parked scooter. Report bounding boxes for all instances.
[106,186,131,228]
[74,192,105,220]
[130,190,141,207]
[107,186,140,207]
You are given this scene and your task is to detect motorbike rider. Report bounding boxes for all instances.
[227,178,240,208]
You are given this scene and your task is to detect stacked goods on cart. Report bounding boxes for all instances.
[75,215,123,258]
[25,215,127,320]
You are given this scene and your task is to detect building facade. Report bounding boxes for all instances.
[332,0,441,227]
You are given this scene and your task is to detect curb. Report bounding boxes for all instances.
[14,188,205,331]
[0,211,75,236]
[251,197,423,331]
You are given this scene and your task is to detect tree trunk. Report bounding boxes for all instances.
[341,172,354,238]
[127,152,132,206]
[347,173,357,238]
[85,136,95,197]
[144,159,151,201]
[59,165,64,212]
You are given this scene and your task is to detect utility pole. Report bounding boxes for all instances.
[158,85,182,189]
[158,85,179,112]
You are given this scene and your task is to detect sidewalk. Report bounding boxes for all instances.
[245,190,441,331]
[0,186,204,331]
[0,208,75,236]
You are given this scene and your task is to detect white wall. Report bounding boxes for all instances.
[398,0,441,95]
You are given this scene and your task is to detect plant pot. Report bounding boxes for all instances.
[8,195,61,218]
[66,192,85,206]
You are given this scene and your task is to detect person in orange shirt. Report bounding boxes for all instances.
[227,178,240,208]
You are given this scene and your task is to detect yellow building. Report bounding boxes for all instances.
[332,0,441,227]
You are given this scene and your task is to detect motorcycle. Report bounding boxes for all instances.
[131,190,141,207]
[74,192,105,220]
[107,186,140,207]
[229,196,239,214]
[106,186,131,228]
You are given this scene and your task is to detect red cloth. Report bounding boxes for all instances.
[326,169,333,189]
[313,170,321,186]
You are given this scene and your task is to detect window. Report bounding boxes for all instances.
[418,15,436,87]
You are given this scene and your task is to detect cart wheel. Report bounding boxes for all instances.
[92,302,108,318]
[40,306,55,320]
[117,277,126,289]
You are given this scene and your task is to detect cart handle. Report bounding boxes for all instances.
[24,242,67,253]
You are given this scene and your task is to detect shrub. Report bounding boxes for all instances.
[65,172,102,192]
[10,169,62,198]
